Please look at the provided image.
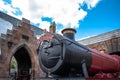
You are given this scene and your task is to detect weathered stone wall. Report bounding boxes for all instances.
[78,29,120,54]
[87,37,120,54]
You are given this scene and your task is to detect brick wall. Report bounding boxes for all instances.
[0,20,45,78]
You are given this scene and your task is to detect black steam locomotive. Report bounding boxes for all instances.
[38,28,120,78]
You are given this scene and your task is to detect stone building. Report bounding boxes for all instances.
[78,29,120,54]
[0,12,44,79]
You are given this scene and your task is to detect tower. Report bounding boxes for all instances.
[49,21,56,34]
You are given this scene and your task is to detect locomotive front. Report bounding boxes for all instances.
[38,28,120,78]
[38,28,92,77]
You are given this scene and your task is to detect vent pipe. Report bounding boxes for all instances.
[61,28,76,40]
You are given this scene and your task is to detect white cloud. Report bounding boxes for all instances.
[0,18,13,34]
[0,0,100,33]
[0,0,13,16]
[57,29,63,35]
[39,21,50,31]
[85,0,100,9]
[12,0,30,19]
[0,0,22,19]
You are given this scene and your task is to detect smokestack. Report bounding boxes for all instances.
[61,28,76,40]
[49,21,56,34]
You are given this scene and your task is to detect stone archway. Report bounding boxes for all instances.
[9,43,35,79]
[14,47,31,79]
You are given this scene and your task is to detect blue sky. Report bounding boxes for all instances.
[76,0,120,40]
[0,0,120,40]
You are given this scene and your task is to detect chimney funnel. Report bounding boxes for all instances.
[62,28,76,40]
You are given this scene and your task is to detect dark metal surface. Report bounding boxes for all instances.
[61,28,76,40]
[38,34,92,76]
[35,78,85,80]
[63,33,75,40]
[38,33,120,78]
